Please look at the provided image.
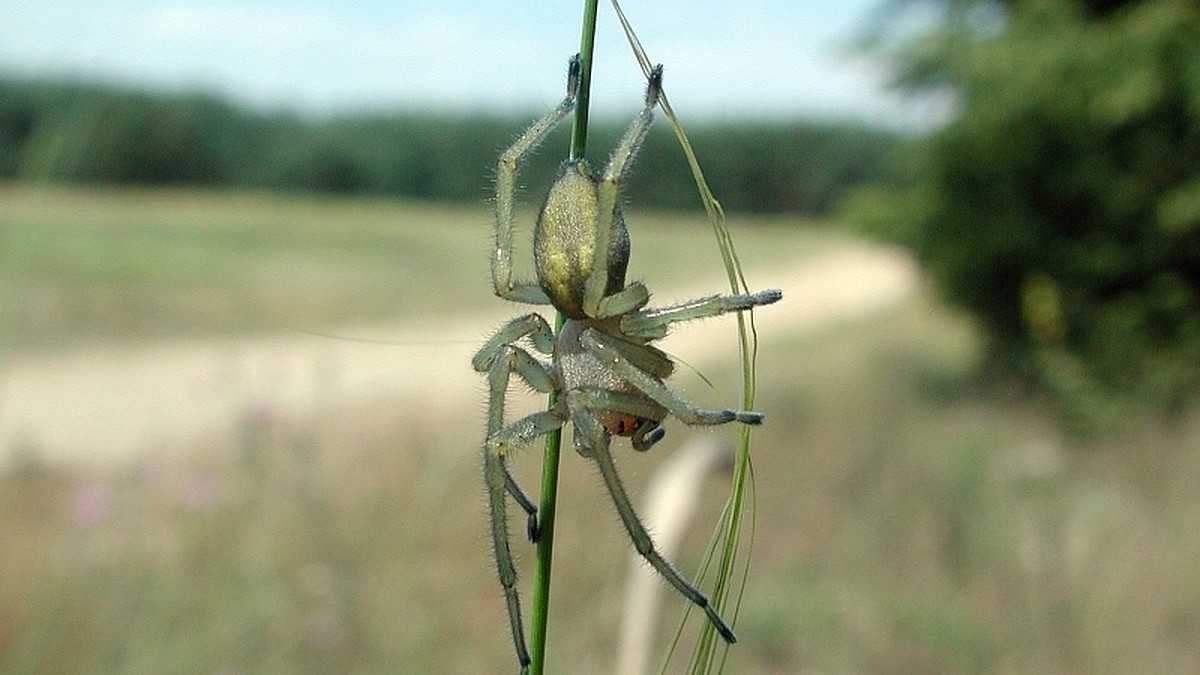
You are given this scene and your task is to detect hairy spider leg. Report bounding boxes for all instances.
[567,397,738,644]
[563,388,668,458]
[557,319,675,381]
[482,407,567,674]
[474,313,561,540]
[630,418,667,452]
[472,313,557,374]
[493,56,581,306]
[583,65,665,319]
[620,289,785,340]
[481,343,555,537]
[580,328,765,426]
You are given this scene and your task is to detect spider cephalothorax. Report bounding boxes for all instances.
[474,55,782,673]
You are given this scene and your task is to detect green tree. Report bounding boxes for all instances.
[14,86,249,185]
[0,75,900,211]
[850,0,1200,429]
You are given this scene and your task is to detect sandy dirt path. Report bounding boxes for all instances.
[0,246,916,471]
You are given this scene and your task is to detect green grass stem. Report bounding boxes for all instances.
[527,2,600,673]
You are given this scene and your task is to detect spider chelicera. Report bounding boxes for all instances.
[472,55,782,672]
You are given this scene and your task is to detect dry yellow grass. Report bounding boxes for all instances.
[3,186,1200,673]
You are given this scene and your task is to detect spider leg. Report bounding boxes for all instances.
[494,55,581,306]
[479,316,568,670]
[582,65,664,319]
[617,340,674,380]
[483,408,567,673]
[559,320,673,381]
[566,388,668,457]
[568,400,738,644]
[581,328,765,426]
[483,343,555,540]
[568,388,667,451]
[631,419,667,452]
[473,313,556,380]
[504,471,540,537]
[621,289,784,340]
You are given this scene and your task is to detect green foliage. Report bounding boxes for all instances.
[8,81,256,185]
[849,0,1200,429]
[627,121,899,214]
[0,75,899,215]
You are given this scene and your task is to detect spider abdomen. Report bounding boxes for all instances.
[535,160,631,319]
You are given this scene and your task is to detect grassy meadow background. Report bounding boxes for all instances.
[3,183,1200,673]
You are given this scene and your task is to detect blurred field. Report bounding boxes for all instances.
[3,185,1200,673]
[0,184,837,351]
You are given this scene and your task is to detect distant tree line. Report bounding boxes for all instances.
[0,75,901,215]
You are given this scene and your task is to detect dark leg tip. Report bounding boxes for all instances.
[735,411,765,425]
[567,54,582,98]
[632,423,666,452]
[644,426,666,448]
[703,604,738,644]
[526,513,540,543]
[647,64,664,106]
[757,288,783,305]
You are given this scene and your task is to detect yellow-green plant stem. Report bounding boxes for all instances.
[609,2,759,671]
[527,2,599,674]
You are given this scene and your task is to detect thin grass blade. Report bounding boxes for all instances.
[609,1,764,672]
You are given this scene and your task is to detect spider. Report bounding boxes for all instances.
[473,55,782,672]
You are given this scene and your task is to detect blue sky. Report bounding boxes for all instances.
[0,0,938,125]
